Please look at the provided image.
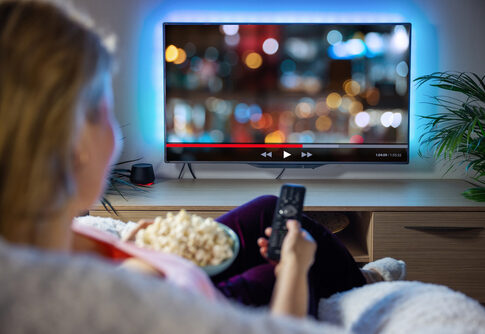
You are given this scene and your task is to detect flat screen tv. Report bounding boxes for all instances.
[164,23,411,167]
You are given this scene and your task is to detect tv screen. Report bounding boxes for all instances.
[164,23,411,165]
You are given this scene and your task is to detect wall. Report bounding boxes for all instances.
[72,0,485,180]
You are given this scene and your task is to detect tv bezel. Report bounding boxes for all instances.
[163,22,412,167]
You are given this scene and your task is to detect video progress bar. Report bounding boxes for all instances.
[167,143,407,149]
[302,144,408,148]
[166,144,303,148]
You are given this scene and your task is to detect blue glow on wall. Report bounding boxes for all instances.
[137,0,438,163]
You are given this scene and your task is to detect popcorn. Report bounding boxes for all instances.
[135,210,234,267]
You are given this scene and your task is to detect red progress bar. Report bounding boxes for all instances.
[167,143,303,148]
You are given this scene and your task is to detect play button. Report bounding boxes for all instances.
[283,151,291,159]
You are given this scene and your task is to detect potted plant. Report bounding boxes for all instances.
[416,72,485,202]
[101,158,147,213]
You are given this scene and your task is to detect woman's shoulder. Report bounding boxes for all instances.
[0,236,117,280]
[0,238,172,332]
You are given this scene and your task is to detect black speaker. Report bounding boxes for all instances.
[130,163,155,185]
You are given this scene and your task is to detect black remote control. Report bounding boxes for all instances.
[267,184,306,261]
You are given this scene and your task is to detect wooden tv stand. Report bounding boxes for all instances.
[90,179,485,302]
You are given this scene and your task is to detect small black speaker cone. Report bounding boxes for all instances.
[130,163,155,185]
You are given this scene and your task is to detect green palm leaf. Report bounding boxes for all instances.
[416,71,485,202]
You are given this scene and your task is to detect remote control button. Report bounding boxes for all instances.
[281,205,297,217]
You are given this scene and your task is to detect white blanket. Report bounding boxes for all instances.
[319,281,485,333]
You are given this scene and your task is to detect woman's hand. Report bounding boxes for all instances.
[257,228,277,265]
[119,258,165,277]
[120,219,165,277]
[257,220,316,275]
[279,220,316,273]
[121,219,153,242]
[268,221,316,318]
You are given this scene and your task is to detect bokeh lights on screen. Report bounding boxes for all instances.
[164,24,410,145]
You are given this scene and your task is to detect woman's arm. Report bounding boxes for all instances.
[270,257,310,318]
[262,220,316,318]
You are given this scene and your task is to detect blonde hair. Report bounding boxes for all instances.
[0,0,113,242]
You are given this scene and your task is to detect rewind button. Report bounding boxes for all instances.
[261,152,273,158]
[301,152,312,158]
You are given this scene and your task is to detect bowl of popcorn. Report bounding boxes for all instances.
[133,210,240,276]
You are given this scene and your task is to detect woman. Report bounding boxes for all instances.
[80,195,371,317]
[0,1,397,332]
